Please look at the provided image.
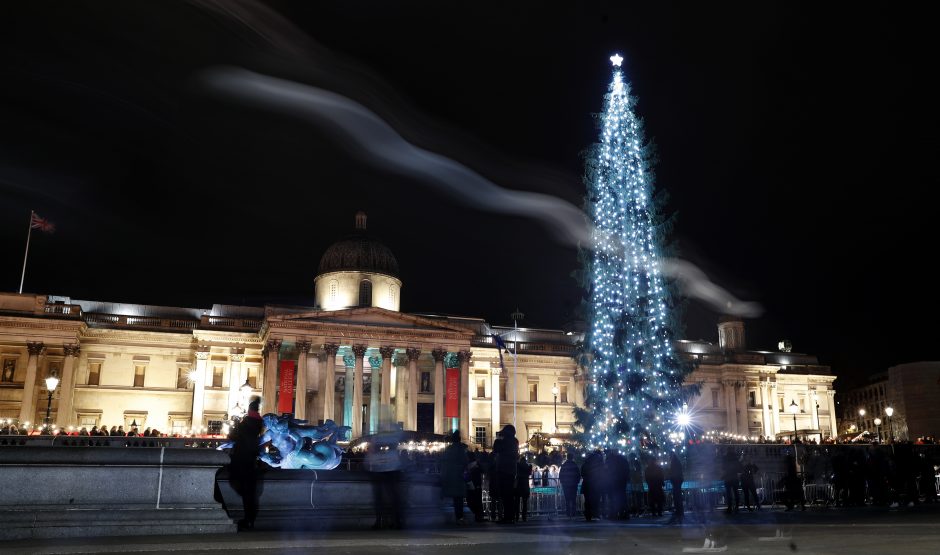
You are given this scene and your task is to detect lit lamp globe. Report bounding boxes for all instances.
[858,408,866,417]
[45,375,59,393]
[885,407,894,417]
[874,417,882,426]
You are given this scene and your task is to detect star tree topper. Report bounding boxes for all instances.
[610,53,624,67]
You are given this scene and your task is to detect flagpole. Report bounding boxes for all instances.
[18,211,34,294]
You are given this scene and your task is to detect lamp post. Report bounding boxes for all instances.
[788,399,799,443]
[858,408,866,435]
[43,375,59,429]
[885,406,894,442]
[551,383,559,433]
[873,417,882,443]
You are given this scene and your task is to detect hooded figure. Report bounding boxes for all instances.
[493,425,519,523]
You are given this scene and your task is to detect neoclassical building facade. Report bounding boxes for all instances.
[0,214,838,445]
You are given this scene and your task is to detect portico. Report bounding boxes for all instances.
[260,307,474,440]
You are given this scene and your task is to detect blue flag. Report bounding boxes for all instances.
[492,334,507,375]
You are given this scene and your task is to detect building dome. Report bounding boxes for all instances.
[317,212,400,279]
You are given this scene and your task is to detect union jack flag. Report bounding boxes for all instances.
[30,212,55,233]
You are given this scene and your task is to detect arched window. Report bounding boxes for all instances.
[358,279,372,307]
[329,280,338,302]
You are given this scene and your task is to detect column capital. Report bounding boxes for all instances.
[826,390,835,398]
[352,344,368,358]
[264,338,282,354]
[296,340,312,353]
[406,347,421,362]
[458,349,472,364]
[769,381,778,390]
[195,346,211,360]
[431,347,447,362]
[379,346,395,359]
[323,343,340,356]
[26,341,45,356]
[63,343,81,357]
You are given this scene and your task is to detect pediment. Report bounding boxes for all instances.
[266,307,473,336]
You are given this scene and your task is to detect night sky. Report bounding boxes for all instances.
[1,2,935,388]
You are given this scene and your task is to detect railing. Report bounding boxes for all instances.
[84,313,198,331]
[0,435,227,449]
[470,337,577,355]
[201,315,263,331]
[42,304,83,318]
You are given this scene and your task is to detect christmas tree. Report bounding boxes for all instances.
[580,54,690,455]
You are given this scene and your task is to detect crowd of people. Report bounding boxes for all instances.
[430,425,689,525]
[0,423,163,437]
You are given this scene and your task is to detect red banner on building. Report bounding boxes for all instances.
[278,360,296,414]
[445,368,460,418]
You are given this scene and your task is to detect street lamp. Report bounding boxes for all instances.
[858,408,866,433]
[788,399,799,443]
[44,375,59,428]
[873,418,882,443]
[551,383,559,433]
[885,406,894,441]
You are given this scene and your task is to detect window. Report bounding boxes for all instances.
[712,389,719,408]
[87,362,101,386]
[529,382,538,402]
[500,379,507,400]
[207,420,224,435]
[358,280,372,307]
[1,359,15,382]
[748,391,757,408]
[778,395,785,413]
[133,365,146,387]
[177,367,191,389]
[79,415,98,428]
[247,367,258,389]
[170,418,189,436]
[560,384,569,403]
[476,377,487,398]
[474,425,488,447]
[329,279,338,302]
[212,366,223,388]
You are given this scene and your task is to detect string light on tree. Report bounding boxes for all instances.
[578,54,691,457]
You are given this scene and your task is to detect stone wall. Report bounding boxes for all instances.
[0,446,235,539]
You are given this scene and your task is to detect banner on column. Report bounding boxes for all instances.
[278,360,296,414]
[445,367,460,418]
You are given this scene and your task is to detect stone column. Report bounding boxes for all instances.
[737,382,749,435]
[18,341,45,425]
[227,348,245,416]
[723,380,736,434]
[760,380,772,438]
[322,344,338,422]
[55,344,80,428]
[405,348,421,431]
[826,390,838,437]
[459,350,472,443]
[262,339,281,414]
[771,382,781,438]
[192,346,210,430]
[379,346,394,407]
[809,390,819,433]
[368,354,381,434]
[351,344,367,439]
[310,352,324,424]
[431,348,446,435]
[491,365,501,447]
[394,355,407,425]
[295,340,311,420]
